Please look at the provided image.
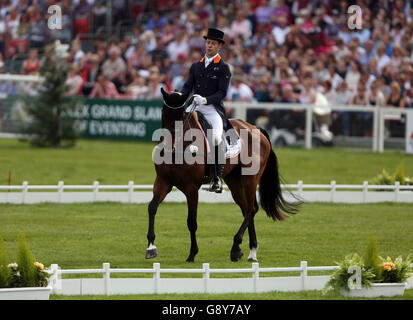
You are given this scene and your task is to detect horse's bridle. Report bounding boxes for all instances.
[162,94,198,151]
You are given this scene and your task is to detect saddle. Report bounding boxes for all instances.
[188,111,242,184]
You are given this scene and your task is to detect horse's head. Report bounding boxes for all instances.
[160,87,187,123]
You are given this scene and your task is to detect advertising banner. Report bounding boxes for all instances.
[69,98,163,141]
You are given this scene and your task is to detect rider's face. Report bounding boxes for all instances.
[205,39,222,58]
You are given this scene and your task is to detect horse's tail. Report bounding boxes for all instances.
[258,128,300,221]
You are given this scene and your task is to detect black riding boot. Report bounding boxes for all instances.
[209,141,226,193]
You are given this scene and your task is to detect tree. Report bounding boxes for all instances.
[23,41,81,147]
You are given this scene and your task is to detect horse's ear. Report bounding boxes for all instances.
[160,87,168,100]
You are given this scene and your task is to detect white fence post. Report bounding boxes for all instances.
[58,181,64,203]
[362,181,368,203]
[103,262,110,295]
[93,181,99,202]
[330,180,336,202]
[252,262,259,293]
[22,181,28,204]
[395,181,400,202]
[128,181,134,203]
[153,263,160,294]
[48,263,61,294]
[298,180,303,198]
[203,263,210,294]
[300,261,308,291]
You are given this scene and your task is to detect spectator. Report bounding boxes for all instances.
[273,56,294,84]
[20,48,40,75]
[227,75,253,103]
[150,35,169,61]
[271,15,290,46]
[272,83,305,135]
[255,0,273,25]
[101,45,126,92]
[272,0,290,23]
[140,30,156,52]
[171,62,190,91]
[92,0,107,31]
[229,10,251,40]
[89,74,120,99]
[188,24,204,51]
[299,76,316,105]
[376,43,391,74]
[359,39,377,67]
[65,64,84,96]
[367,80,385,107]
[81,53,101,96]
[146,71,164,100]
[313,60,329,83]
[345,59,362,93]
[193,0,210,23]
[28,9,46,49]
[255,77,272,102]
[73,0,91,37]
[249,55,269,82]
[69,40,85,67]
[389,45,404,75]
[331,81,351,136]
[146,11,168,31]
[127,43,146,71]
[169,52,187,80]
[0,53,5,73]
[11,11,29,55]
[56,0,73,44]
[126,72,149,100]
[6,7,20,43]
[386,81,405,108]
[226,74,254,115]
[167,28,189,63]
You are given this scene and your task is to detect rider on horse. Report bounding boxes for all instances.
[180,28,232,193]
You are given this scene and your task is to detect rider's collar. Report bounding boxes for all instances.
[200,53,221,64]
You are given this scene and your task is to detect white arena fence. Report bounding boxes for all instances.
[0,181,412,204]
[45,261,413,295]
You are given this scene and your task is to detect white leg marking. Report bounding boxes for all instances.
[147,243,157,250]
[248,245,258,261]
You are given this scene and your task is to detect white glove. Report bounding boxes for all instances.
[193,95,207,105]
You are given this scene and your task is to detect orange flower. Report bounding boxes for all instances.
[34,262,45,270]
[381,262,396,271]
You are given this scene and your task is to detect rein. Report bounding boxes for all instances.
[163,95,198,152]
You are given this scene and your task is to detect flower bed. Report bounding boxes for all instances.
[0,233,50,300]
[323,237,411,297]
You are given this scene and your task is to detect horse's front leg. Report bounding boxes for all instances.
[185,189,199,262]
[145,177,171,259]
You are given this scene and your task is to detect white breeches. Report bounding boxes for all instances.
[186,104,223,145]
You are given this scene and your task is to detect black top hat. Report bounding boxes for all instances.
[203,28,225,44]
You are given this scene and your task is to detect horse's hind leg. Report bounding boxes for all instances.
[226,174,257,262]
[145,177,172,259]
[184,187,199,263]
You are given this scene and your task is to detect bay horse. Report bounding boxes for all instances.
[145,88,299,262]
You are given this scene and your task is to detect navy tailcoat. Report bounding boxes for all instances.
[181,54,234,132]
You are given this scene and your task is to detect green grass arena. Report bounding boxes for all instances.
[0,138,412,299]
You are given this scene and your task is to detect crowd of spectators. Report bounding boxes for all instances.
[1,0,413,137]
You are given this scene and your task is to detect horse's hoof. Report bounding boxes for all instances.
[247,258,258,262]
[145,248,158,259]
[186,257,195,263]
[230,250,243,262]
